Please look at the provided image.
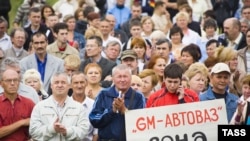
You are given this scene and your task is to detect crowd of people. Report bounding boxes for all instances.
[1,0,250,140]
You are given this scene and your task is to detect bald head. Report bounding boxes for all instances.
[1,69,20,95]
[224,18,241,31]
[223,18,241,40]
[1,69,19,81]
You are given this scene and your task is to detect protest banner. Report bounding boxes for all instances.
[125,99,228,141]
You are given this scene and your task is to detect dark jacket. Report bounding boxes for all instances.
[218,33,247,50]
[0,0,11,26]
[75,20,88,35]
[89,86,145,141]
[24,24,54,51]
[79,57,117,87]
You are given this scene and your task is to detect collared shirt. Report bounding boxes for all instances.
[0,33,12,50]
[52,96,68,120]
[90,56,102,63]
[12,46,24,57]
[35,53,47,82]
[227,32,243,50]
[0,94,35,140]
[70,96,97,141]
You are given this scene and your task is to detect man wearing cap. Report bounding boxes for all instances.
[200,62,239,122]
[120,49,139,75]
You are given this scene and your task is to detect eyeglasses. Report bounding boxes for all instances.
[2,79,20,84]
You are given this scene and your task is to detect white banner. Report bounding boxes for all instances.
[125,99,228,141]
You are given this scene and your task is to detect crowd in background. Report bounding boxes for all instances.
[1,0,250,140]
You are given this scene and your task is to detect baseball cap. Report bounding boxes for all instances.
[211,62,231,74]
[120,50,137,60]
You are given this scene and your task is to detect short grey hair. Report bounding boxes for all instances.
[50,72,71,84]
[112,64,132,76]
[0,57,20,80]
[106,40,121,50]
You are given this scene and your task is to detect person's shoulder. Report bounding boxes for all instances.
[227,92,239,100]
[18,95,35,105]
[148,88,165,99]
[74,31,84,37]
[99,87,116,97]
[20,54,34,63]
[66,45,79,53]
[101,57,117,65]
[68,98,84,107]
[47,53,63,61]
[4,47,12,54]
[46,42,57,49]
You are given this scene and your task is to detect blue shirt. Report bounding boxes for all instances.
[35,53,47,82]
[107,6,131,29]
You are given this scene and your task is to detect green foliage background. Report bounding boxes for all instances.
[8,0,58,32]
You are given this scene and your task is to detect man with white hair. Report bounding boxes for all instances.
[89,64,145,141]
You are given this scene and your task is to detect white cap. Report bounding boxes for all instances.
[211,62,230,74]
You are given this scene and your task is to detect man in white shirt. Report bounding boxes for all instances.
[71,72,98,141]
[0,17,12,51]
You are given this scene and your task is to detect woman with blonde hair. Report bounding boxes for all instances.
[84,63,103,99]
[131,75,143,92]
[64,54,81,77]
[141,16,155,39]
[214,46,246,96]
[138,69,158,101]
[23,69,49,100]
[184,62,209,95]
[175,11,201,45]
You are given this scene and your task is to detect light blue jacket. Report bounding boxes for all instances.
[107,6,131,29]
[199,86,239,122]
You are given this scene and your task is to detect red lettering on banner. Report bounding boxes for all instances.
[195,110,203,123]
[173,113,181,126]
[165,114,173,127]
[136,116,156,131]
[204,109,212,122]
[210,108,219,121]
[164,107,220,127]
[187,111,195,125]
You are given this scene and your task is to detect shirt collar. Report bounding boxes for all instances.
[1,94,22,102]
[52,96,69,107]
[12,46,24,54]
[35,53,47,63]
[90,56,102,63]
[0,33,9,41]
[233,32,243,45]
